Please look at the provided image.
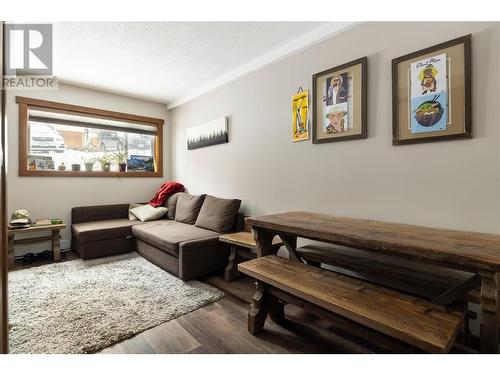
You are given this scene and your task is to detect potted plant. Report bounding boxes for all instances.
[82,156,96,172]
[114,151,128,172]
[98,153,112,172]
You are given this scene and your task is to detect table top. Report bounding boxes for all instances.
[7,223,66,234]
[219,231,283,250]
[246,212,500,272]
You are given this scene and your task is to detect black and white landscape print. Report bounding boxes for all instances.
[187,117,228,150]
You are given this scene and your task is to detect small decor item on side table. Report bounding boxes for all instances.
[58,163,66,171]
[71,163,81,171]
[291,88,309,142]
[35,218,52,226]
[392,35,471,145]
[312,57,367,143]
[9,209,33,228]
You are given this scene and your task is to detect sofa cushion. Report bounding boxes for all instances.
[72,218,140,243]
[129,204,168,222]
[174,194,206,224]
[164,192,183,220]
[195,195,241,233]
[131,220,219,257]
[128,203,142,220]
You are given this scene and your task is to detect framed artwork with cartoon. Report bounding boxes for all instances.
[312,57,367,144]
[392,35,472,145]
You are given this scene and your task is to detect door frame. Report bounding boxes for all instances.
[0,20,9,354]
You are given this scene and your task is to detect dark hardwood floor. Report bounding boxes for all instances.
[9,250,469,354]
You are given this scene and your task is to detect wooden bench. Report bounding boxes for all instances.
[238,255,465,353]
[219,231,282,281]
[295,244,480,306]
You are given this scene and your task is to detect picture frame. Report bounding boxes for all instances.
[392,35,472,145]
[312,56,367,144]
[291,89,309,142]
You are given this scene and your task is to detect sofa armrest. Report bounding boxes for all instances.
[71,204,130,224]
[179,235,221,251]
[178,236,229,280]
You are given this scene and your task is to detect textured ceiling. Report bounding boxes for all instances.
[53,22,352,106]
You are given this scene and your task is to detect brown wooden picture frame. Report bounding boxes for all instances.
[312,56,367,144]
[392,35,472,146]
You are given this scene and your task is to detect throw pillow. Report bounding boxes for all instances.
[195,195,241,233]
[164,192,184,220]
[128,203,143,220]
[174,194,206,224]
[129,204,168,222]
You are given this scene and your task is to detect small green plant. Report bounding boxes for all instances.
[98,153,113,171]
[113,151,128,164]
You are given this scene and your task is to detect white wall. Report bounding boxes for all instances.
[6,83,170,254]
[169,21,500,234]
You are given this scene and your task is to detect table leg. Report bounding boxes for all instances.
[279,234,301,262]
[224,246,239,282]
[253,228,275,258]
[248,281,269,335]
[52,229,61,262]
[7,234,14,270]
[479,271,499,353]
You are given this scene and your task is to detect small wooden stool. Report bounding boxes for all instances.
[219,231,282,281]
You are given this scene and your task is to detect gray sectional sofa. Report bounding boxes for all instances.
[71,193,243,280]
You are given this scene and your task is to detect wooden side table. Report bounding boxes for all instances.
[219,231,282,282]
[7,224,66,269]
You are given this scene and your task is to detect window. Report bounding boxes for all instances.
[16,96,164,177]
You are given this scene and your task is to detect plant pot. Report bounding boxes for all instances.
[118,163,127,172]
[101,163,111,172]
[71,164,81,171]
[84,163,94,172]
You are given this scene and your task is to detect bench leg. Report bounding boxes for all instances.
[224,246,239,282]
[268,294,285,325]
[479,271,499,353]
[248,281,270,335]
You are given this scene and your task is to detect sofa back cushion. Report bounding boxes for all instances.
[72,204,130,224]
[164,192,184,220]
[194,195,241,233]
[174,194,206,224]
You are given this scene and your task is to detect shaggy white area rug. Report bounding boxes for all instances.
[8,252,223,354]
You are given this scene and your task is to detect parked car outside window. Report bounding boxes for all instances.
[30,123,65,153]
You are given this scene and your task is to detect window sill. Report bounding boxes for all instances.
[19,170,163,178]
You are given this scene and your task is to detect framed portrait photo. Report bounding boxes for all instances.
[392,35,472,145]
[312,56,367,144]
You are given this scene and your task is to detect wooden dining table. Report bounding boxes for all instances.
[246,211,500,353]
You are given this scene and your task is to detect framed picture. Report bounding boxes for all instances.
[392,35,471,145]
[291,90,309,142]
[312,57,367,144]
[187,116,228,150]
